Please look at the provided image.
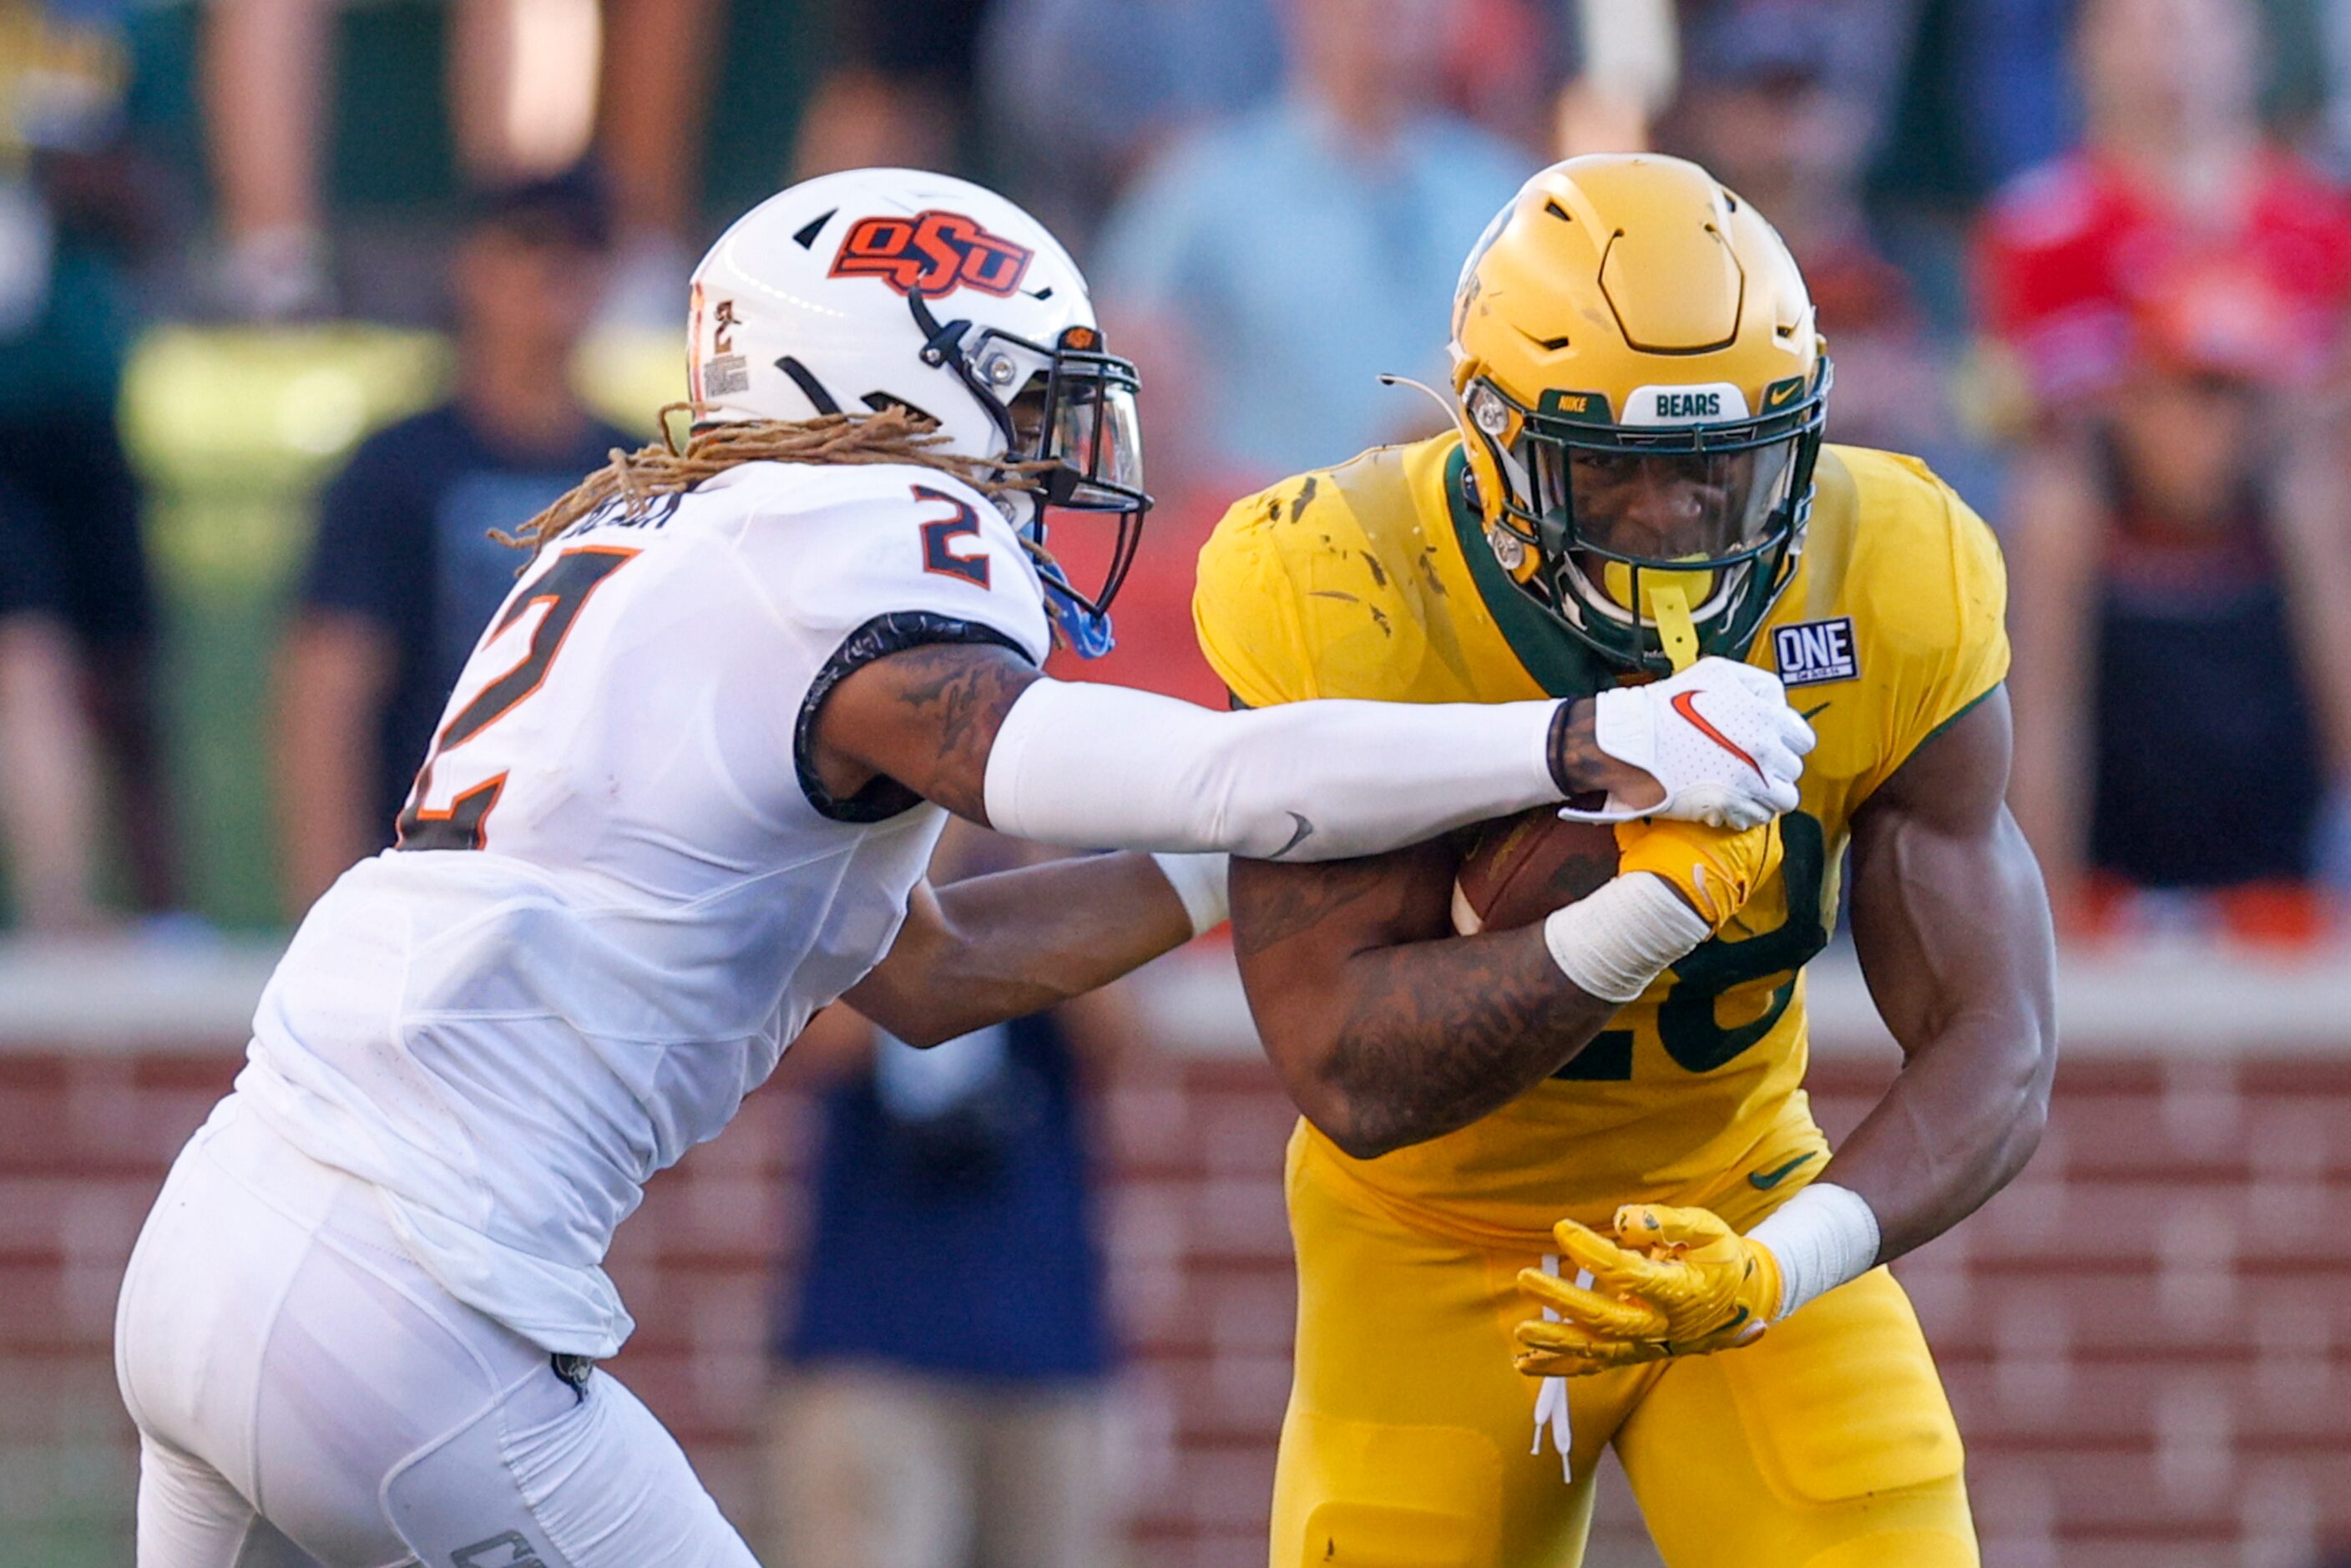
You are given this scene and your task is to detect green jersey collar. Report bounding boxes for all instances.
[1443,446,1609,700]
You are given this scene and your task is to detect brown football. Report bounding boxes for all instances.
[1450,807,1620,935]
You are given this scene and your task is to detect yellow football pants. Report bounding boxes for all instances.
[1271,1133,1976,1568]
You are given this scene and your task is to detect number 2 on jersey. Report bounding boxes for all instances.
[915,484,992,588]
[396,546,637,852]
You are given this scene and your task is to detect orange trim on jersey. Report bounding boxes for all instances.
[397,544,638,852]
[436,544,640,756]
[396,771,509,852]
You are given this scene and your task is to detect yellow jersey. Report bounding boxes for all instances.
[1193,432,2009,1245]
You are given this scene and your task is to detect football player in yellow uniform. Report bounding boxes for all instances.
[1193,154,2057,1566]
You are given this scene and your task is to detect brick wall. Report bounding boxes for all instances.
[5,1002,2349,1566]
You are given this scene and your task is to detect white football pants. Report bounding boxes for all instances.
[114,1094,760,1568]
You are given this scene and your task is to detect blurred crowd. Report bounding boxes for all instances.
[9,0,2351,952]
[8,2,2351,1565]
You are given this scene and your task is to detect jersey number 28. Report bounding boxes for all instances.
[396,546,636,852]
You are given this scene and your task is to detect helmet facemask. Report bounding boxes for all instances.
[1464,362,1828,674]
[909,293,1150,647]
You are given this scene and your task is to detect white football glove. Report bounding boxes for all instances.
[1561,658,1813,831]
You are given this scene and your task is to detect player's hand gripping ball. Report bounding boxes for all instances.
[1514,1204,1783,1378]
[1615,815,1782,933]
[1451,812,1779,937]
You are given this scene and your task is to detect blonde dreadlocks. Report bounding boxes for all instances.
[501,404,1046,562]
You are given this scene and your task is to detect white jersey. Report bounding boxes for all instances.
[235,460,1050,1357]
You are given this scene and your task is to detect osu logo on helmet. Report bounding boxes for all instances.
[830,210,1035,299]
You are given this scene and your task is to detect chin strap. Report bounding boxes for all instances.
[1647,582,1701,674]
[1029,547,1115,658]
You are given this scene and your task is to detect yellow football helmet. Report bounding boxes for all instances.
[1449,154,1829,673]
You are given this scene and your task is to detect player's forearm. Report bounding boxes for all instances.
[1842,695,2059,1262]
[822,645,1695,862]
[1820,1004,2053,1262]
[980,677,1583,859]
[1237,847,1716,1160]
[843,852,1196,1046]
[1261,928,1620,1160]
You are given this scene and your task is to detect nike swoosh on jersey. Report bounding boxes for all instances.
[1799,701,1832,722]
[1748,1151,1818,1191]
[1670,691,1765,781]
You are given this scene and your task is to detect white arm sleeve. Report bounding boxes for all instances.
[981,678,1567,861]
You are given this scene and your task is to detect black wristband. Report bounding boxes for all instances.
[1546,700,1609,812]
[1545,701,1576,794]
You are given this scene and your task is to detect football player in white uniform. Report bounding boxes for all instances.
[114,169,1815,1568]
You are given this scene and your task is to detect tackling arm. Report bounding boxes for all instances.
[807,640,1658,859]
[1838,685,2059,1262]
[841,851,1201,1047]
[808,642,1807,862]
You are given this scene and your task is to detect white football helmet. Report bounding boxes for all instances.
[687,168,1149,622]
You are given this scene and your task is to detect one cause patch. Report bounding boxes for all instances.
[1772,616,1859,686]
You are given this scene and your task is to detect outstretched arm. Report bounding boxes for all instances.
[807,642,1802,862]
[840,850,1206,1047]
[806,641,1595,859]
[1837,685,2058,1261]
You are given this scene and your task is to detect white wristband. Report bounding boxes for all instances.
[1540,873,1711,1003]
[1745,1181,1881,1322]
[1150,852,1231,937]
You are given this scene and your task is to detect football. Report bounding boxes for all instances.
[1451,807,1621,935]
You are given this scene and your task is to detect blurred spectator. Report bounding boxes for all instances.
[594,0,726,323]
[1870,0,2072,210]
[791,0,990,180]
[2001,262,2351,941]
[1443,0,1573,157]
[274,172,628,912]
[766,829,1124,1568]
[0,608,101,933]
[1668,0,1978,482]
[977,0,1284,249]
[0,0,179,922]
[1979,0,2351,412]
[1985,0,2351,934]
[1094,0,1528,495]
[201,0,705,320]
[1555,0,1679,154]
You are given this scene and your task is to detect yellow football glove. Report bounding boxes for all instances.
[1613,817,1782,933]
[1514,1204,1783,1378]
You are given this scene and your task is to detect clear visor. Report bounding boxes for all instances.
[1005,357,1145,513]
[1528,438,1798,566]
[1049,374,1145,509]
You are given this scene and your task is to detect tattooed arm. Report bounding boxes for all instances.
[806,640,1039,822]
[807,640,1657,856]
[1229,844,1624,1160]
[842,852,1195,1046]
